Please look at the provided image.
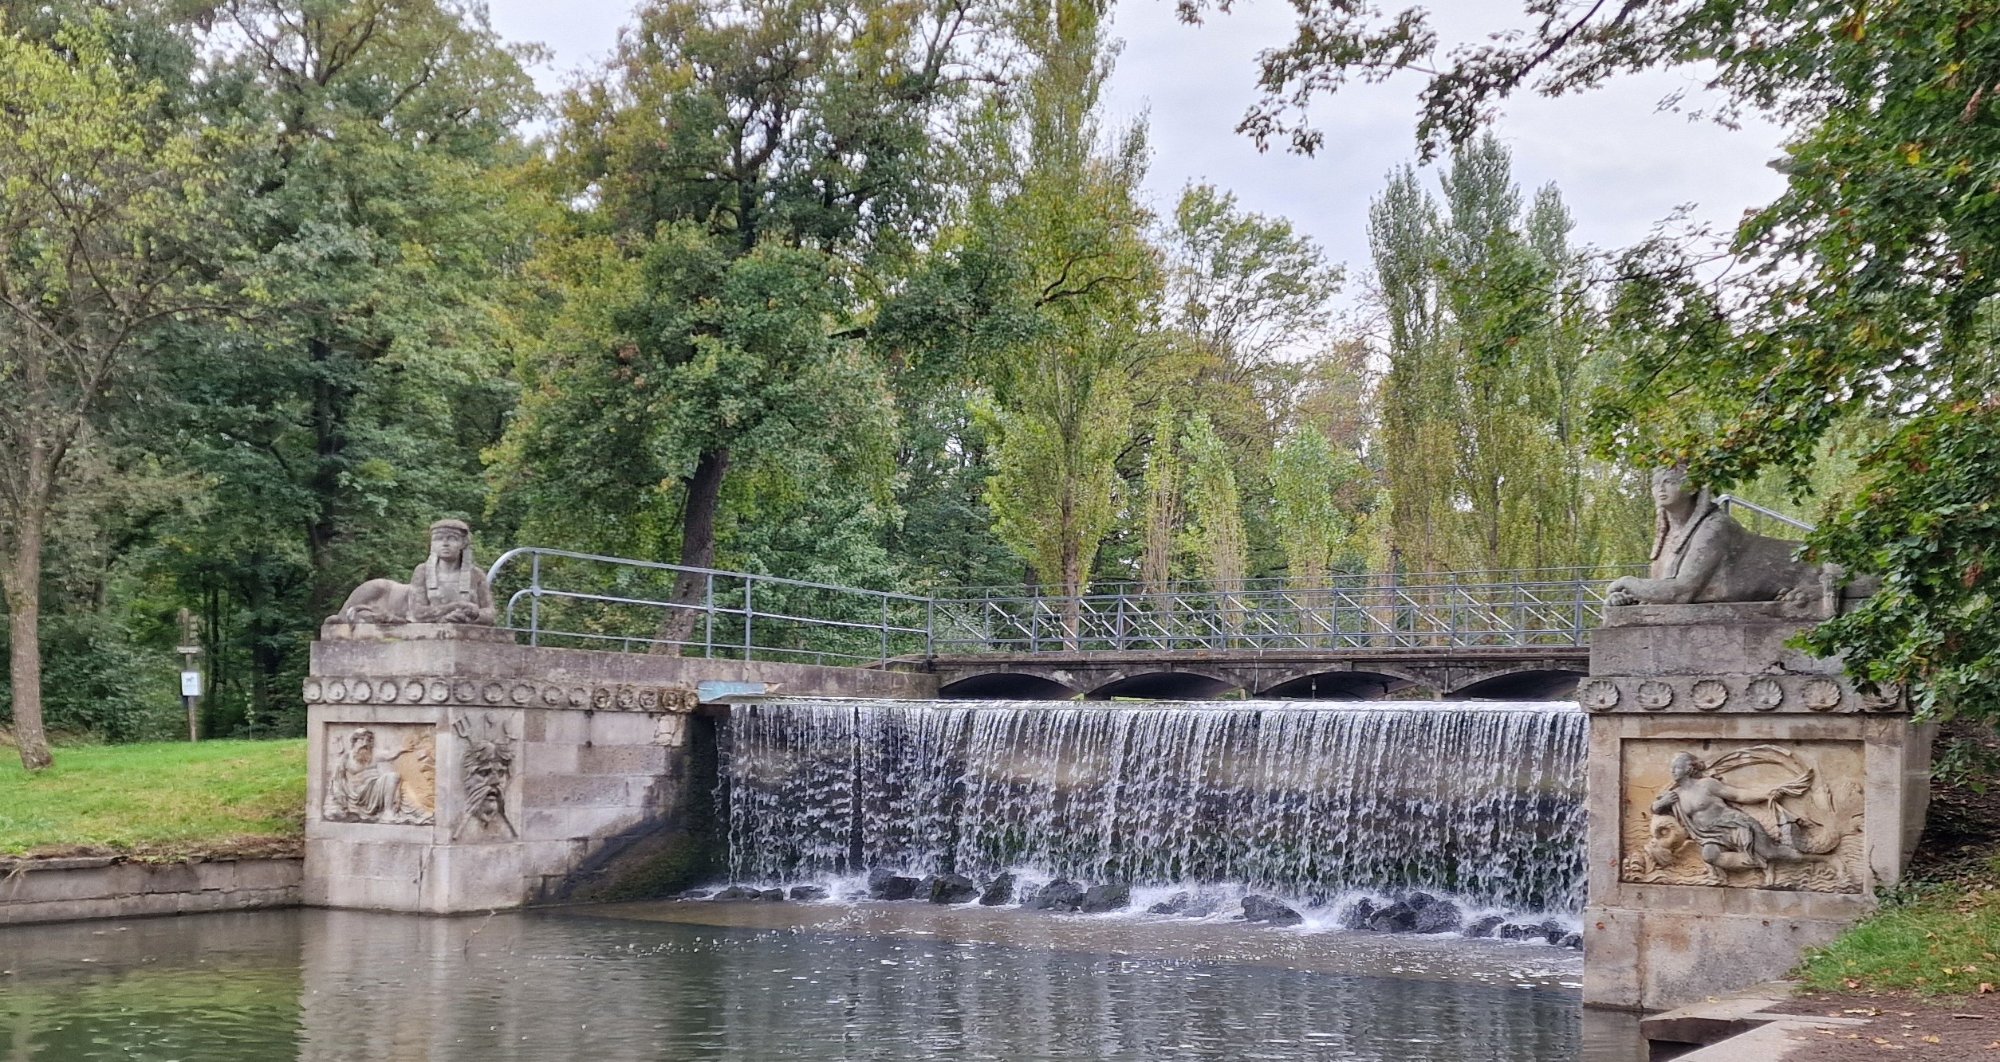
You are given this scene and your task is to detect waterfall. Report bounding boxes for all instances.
[725,699,1586,914]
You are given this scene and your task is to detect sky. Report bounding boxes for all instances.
[485,0,1791,310]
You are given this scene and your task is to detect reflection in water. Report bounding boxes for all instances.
[0,906,1639,1061]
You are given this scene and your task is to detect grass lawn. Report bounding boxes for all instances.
[1796,863,2000,996]
[0,739,306,860]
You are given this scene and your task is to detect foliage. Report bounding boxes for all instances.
[1138,403,1184,594]
[1370,137,1641,577]
[1178,413,1248,593]
[0,17,230,768]
[1205,0,2000,722]
[1271,424,1363,586]
[0,738,304,857]
[976,0,1158,602]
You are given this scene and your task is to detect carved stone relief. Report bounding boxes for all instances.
[453,712,517,840]
[324,725,437,825]
[1620,739,1864,893]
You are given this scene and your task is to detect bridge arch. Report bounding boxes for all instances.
[1253,668,1432,700]
[1084,668,1243,701]
[1446,665,1586,701]
[938,672,1081,700]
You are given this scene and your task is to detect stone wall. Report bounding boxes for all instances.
[1582,602,1932,1011]
[305,629,936,912]
[0,856,301,926]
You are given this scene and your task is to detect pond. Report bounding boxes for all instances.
[0,902,1644,1061]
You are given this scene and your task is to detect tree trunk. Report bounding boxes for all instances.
[5,502,53,771]
[652,448,731,654]
[306,335,348,617]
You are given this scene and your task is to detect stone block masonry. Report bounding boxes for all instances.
[1582,601,1932,1011]
[0,856,303,926]
[304,627,937,913]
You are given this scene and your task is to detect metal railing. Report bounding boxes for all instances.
[927,577,1619,654]
[484,548,1632,665]
[486,548,933,666]
[1715,494,1816,533]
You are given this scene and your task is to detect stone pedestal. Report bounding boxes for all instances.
[1582,603,1932,1011]
[304,627,715,913]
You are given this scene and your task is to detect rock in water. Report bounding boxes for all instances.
[1412,899,1463,934]
[1497,922,1546,941]
[1339,898,1378,930]
[1239,895,1303,926]
[1080,883,1130,913]
[1366,902,1418,933]
[979,873,1016,906]
[713,884,762,900]
[866,867,921,901]
[788,885,830,902]
[1461,914,1506,939]
[931,874,980,904]
[1558,932,1583,950]
[1028,879,1085,912]
[1147,892,1192,915]
[759,888,786,901]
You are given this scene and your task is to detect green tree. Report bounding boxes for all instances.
[1271,424,1362,587]
[0,21,226,769]
[1369,137,1634,578]
[149,0,539,732]
[1219,0,2000,723]
[976,0,1158,616]
[1138,403,1184,594]
[1178,413,1248,596]
[494,0,984,647]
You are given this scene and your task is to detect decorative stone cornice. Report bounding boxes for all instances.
[302,675,700,713]
[1576,673,1904,715]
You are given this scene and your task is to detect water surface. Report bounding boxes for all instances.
[0,903,1641,1061]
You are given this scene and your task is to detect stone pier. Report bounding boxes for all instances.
[304,624,934,913]
[1581,602,1932,1010]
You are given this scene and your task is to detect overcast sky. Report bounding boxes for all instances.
[486,0,1790,309]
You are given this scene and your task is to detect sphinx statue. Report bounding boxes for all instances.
[1606,467,1838,609]
[329,519,496,626]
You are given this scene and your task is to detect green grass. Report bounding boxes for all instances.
[0,740,306,859]
[1797,859,2000,996]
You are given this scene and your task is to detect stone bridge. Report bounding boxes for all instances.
[919,646,1590,701]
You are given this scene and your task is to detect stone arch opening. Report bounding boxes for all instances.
[1085,671,1242,701]
[1254,670,1423,700]
[1448,668,1586,701]
[938,673,1080,700]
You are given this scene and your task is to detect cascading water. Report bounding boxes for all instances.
[724,699,1587,915]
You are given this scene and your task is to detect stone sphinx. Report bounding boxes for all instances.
[1607,467,1840,610]
[330,519,496,627]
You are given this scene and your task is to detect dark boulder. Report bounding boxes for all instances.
[1080,883,1130,913]
[979,873,1016,907]
[1148,892,1192,915]
[1558,932,1583,950]
[1179,895,1221,917]
[1339,898,1378,931]
[1540,921,1569,945]
[1028,878,1086,912]
[788,885,830,902]
[931,873,980,904]
[1497,922,1546,942]
[1461,914,1506,939]
[1411,899,1463,935]
[713,884,762,900]
[1366,903,1418,933]
[866,868,921,901]
[1239,895,1304,926]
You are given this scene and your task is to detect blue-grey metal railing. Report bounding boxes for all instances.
[486,548,934,666]
[925,577,1620,654]
[486,548,1643,665]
